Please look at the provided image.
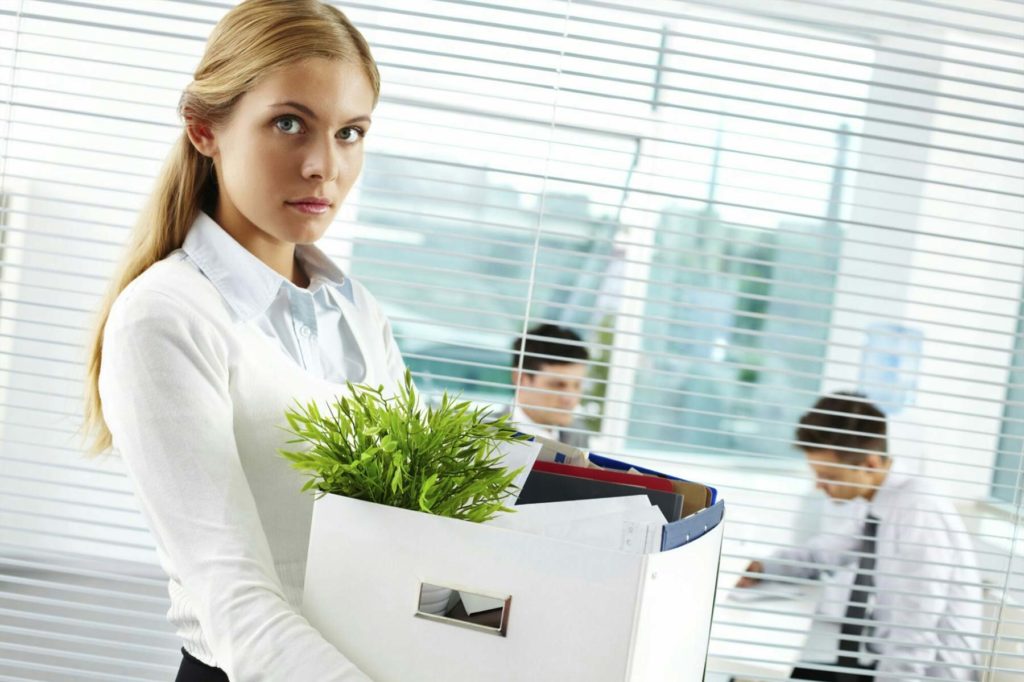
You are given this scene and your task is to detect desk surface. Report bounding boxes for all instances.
[707,555,840,679]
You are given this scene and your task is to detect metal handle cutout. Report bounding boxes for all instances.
[414,582,511,637]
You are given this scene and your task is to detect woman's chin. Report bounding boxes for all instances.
[281,211,333,243]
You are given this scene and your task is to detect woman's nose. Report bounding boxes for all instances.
[303,138,341,182]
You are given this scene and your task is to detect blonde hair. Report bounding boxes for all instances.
[81,0,379,455]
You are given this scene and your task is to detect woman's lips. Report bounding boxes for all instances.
[286,198,332,215]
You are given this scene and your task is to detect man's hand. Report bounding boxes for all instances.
[736,560,764,588]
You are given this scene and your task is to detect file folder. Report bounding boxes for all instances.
[588,453,718,518]
[531,460,676,493]
[661,499,725,551]
[516,468,685,521]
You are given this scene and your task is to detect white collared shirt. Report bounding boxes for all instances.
[761,472,984,681]
[511,405,559,441]
[182,212,366,383]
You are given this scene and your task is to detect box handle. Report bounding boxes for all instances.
[414,582,511,637]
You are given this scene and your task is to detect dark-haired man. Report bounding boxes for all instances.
[507,323,590,449]
[737,392,983,681]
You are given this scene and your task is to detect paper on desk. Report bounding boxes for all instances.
[490,495,668,554]
[727,582,805,603]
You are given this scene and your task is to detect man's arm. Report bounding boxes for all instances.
[740,506,865,585]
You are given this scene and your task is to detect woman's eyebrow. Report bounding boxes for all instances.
[270,101,319,120]
[269,102,371,126]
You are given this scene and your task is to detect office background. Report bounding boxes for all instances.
[0,0,1021,679]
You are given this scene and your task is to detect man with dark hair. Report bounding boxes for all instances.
[737,391,983,681]
[507,323,590,449]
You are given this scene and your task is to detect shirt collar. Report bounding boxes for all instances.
[295,241,355,307]
[182,212,353,321]
[867,469,909,518]
[512,405,559,441]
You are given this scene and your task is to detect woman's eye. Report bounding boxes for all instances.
[275,116,303,135]
[337,127,363,143]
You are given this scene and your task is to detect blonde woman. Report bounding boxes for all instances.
[82,2,404,680]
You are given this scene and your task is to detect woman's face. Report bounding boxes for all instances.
[190,57,375,246]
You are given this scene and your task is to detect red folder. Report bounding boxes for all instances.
[531,460,675,493]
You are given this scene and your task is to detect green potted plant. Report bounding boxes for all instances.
[278,371,532,522]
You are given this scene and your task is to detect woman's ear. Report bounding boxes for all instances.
[511,370,535,388]
[184,113,218,158]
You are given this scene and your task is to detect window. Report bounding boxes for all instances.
[348,8,875,467]
[994,299,1024,505]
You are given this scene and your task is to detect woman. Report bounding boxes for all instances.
[81,2,402,679]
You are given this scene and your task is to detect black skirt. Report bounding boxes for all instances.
[175,648,229,682]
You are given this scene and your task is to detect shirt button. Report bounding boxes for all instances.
[299,325,311,338]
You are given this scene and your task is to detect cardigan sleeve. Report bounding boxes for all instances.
[98,287,372,682]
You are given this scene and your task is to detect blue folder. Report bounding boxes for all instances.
[586,453,719,506]
[660,500,725,551]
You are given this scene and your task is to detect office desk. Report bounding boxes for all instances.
[707,555,840,680]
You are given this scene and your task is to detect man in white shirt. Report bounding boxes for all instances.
[506,324,590,449]
[737,392,984,682]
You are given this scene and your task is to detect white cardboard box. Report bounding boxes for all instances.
[303,491,724,681]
